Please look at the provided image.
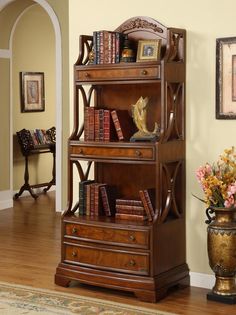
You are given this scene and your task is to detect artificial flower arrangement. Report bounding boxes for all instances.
[195,147,236,208]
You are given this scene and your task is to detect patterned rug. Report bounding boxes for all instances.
[0,281,176,315]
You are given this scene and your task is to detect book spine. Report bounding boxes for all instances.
[107,31,112,64]
[85,184,91,216]
[84,107,89,141]
[143,190,155,217]
[100,185,111,216]
[139,190,154,222]
[79,181,84,215]
[96,31,100,64]
[93,31,97,64]
[115,213,147,221]
[94,109,100,141]
[115,32,121,63]
[99,31,104,64]
[111,32,116,64]
[90,183,96,216]
[111,110,124,140]
[99,109,104,141]
[115,199,143,206]
[88,107,95,141]
[116,206,146,216]
[103,109,110,141]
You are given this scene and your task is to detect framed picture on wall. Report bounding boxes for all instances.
[136,39,162,62]
[20,72,45,113]
[216,37,236,119]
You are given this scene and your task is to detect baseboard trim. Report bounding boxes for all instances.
[0,190,13,210]
[190,271,215,289]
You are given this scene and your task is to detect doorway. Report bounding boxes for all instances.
[0,0,62,211]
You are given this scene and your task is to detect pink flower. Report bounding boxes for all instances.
[196,164,212,183]
[228,182,236,196]
[224,195,235,208]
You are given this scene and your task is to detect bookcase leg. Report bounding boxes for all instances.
[14,155,38,199]
[43,150,56,193]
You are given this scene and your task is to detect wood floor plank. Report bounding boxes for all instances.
[0,192,234,314]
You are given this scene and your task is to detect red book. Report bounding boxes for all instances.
[100,185,117,216]
[94,183,106,216]
[115,213,147,221]
[115,198,143,206]
[104,109,117,141]
[139,189,155,222]
[116,205,146,216]
[111,110,136,141]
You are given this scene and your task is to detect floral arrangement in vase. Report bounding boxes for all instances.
[195,147,236,208]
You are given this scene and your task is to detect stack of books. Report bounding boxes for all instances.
[79,180,116,217]
[115,189,155,222]
[29,129,53,146]
[84,107,136,142]
[92,30,124,64]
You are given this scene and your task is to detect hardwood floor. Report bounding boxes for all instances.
[0,192,234,314]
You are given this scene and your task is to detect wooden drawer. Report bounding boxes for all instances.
[70,143,155,161]
[65,223,149,249]
[64,244,149,275]
[75,64,160,82]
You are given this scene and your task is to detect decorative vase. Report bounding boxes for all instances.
[206,206,236,304]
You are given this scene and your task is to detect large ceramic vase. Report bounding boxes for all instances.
[206,206,236,303]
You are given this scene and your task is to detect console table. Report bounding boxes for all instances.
[14,127,56,199]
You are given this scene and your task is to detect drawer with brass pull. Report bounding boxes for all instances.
[65,223,149,249]
[70,142,155,162]
[64,243,149,275]
[75,64,161,82]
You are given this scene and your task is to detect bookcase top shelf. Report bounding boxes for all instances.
[75,16,186,67]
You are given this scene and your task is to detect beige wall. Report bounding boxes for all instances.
[12,4,55,190]
[68,0,236,276]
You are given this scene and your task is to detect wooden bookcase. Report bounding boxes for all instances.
[55,16,189,302]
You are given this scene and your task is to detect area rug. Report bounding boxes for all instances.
[0,281,176,315]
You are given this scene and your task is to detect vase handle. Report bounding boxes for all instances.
[205,207,215,224]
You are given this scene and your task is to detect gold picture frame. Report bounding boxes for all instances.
[136,39,161,62]
[20,72,45,113]
[216,37,236,119]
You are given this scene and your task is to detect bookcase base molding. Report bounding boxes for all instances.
[55,263,189,302]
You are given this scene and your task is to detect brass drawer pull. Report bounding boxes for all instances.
[135,150,142,157]
[84,72,90,78]
[128,259,136,266]
[72,250,77,257]
[129,234,136,242]
[72,227,78,234]
[78,148,83,154]
[141,69,147,75]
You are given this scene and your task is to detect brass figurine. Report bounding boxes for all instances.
[130,96,159,142]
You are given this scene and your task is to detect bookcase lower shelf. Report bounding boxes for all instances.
[55,215,190,302]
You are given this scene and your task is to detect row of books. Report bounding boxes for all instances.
[84,107,136,142]
[79,179,155,221]
[79,180,116,217]
[92,30,124,64]
[29,129,53,146]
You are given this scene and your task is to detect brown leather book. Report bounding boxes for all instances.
[115,213,147,221]
[111,110,136,141]
[139,189,155,221]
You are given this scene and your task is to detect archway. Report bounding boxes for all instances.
[0,0,62,211]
